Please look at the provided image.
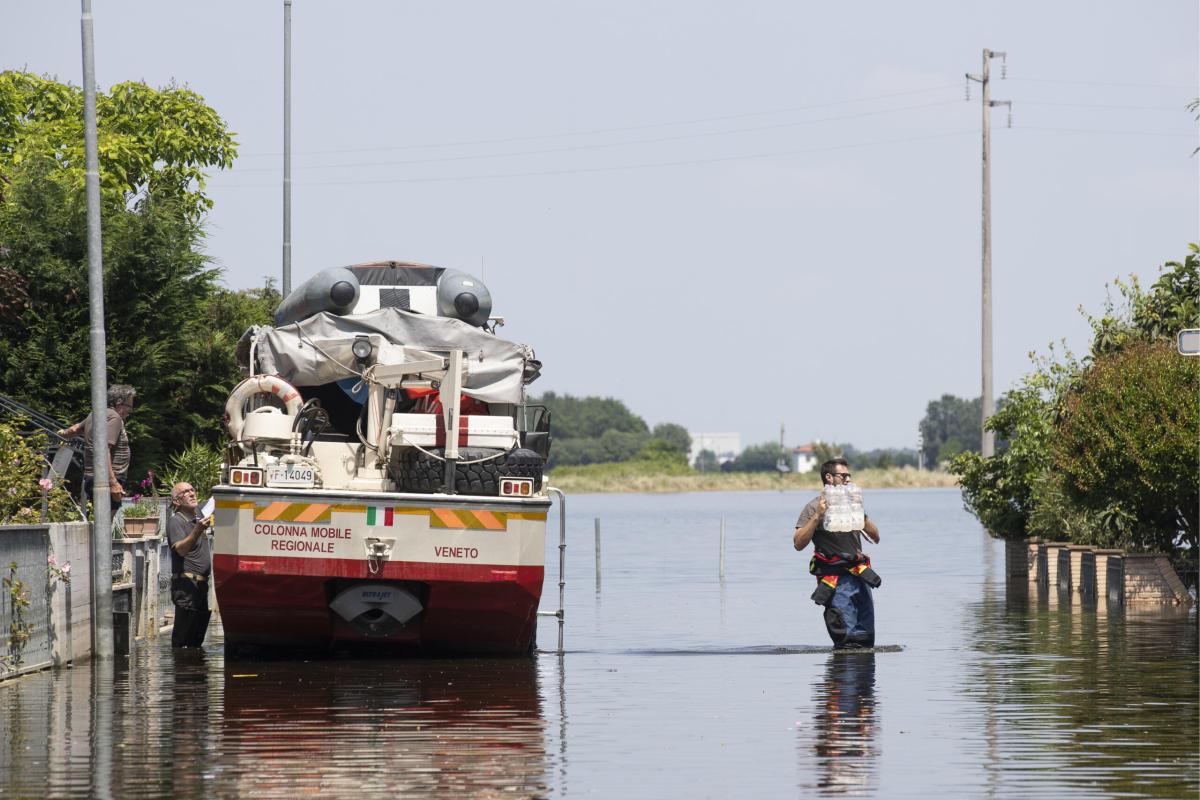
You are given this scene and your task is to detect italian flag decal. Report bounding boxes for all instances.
[366,506,395,526]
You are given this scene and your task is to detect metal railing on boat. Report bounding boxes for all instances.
[537,487,566,654]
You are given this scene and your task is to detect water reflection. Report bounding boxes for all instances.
[965,577,1199,800]
[802,652,879,795]
[0,636,549,799]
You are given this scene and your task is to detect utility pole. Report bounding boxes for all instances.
[282,0,293,297]
[80,0,114,659]
[966,49,1010,458]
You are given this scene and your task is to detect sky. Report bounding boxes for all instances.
[5,2,1197,451]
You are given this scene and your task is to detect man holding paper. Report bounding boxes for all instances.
[167,482,214,648]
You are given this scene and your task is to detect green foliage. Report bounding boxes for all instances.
[649,422,691,457]
[693,448,719,472]
[0,71,237,220]
[844,445,919,470]
[952,246,1200,560]
[0,419,79,524]
[726,441,784,472]
[919,394,982,466]
[121,496,161,519]
[534,391,648,439]
[0,75,273,479]
[951,377,1057,540]
[157,438,224,502]
[1052,341,1198,552]
[534,392,693,471]
[3,561,33,670]
[810,441,846,469]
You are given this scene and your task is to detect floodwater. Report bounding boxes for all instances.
[1,488,1196,798]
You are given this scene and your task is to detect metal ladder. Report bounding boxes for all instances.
[536,488,567,654]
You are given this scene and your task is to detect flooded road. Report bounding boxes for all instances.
[2,488,1196,798]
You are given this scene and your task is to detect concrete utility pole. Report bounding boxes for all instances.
[966,49,1010,458]
[282,0,293,297]
[80,0,114,659]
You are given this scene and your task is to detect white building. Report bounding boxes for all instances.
[689,432,742,466]
[793,443,817,473]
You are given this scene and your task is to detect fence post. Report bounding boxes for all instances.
[719,516,726,579]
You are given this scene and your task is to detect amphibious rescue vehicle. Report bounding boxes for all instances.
[211,261,560,655]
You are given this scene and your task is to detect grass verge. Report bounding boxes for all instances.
[544,464,958,494]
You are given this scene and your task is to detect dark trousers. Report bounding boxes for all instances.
[822,574,875,648]
[171,576,211,648]
[83,475,125,517]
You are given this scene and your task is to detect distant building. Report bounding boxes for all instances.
[689,432,742,467]
[793,443,818,473]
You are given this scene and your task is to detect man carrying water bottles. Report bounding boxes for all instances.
[793,458,881,648]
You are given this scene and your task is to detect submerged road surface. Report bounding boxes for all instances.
[2,489,1196,798]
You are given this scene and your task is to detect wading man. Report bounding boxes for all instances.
[793,458,881,648]
[167,482,213,649]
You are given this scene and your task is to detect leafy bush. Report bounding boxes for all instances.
[1052,340,1198,553]
[157,439,224,502]
[0,420,80,524]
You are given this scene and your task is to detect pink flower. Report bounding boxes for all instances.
[47,554,57,566]
[38,477,53,491]
[61,563,71,575]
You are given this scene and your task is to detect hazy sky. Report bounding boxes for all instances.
[5,2,1197,450]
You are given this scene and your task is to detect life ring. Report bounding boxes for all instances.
[224,375,303,439]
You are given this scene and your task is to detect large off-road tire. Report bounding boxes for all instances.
[394,447,545,495]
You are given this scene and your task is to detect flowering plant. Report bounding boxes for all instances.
[123,470,161,518]
[47,553,71,585]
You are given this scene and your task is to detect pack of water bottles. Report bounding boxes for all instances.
[822,482,865,532]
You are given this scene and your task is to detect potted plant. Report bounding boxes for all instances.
[120,472,162,539]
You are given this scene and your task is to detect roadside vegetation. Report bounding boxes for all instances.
[951,247,1198,564]
[0,71,273,496]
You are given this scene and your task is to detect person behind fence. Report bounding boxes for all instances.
[793,458,882,648]
[57,384,136,516]
[167,482,213,649]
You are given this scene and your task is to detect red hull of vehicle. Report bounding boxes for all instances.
[213,554,544,655]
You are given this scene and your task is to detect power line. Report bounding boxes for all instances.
[231,100,966,173]
[1007,76,1197,90]
[235,83,961,158]
[1019,100,1187,111]
[1009,125,1195,137]
[215,129,977,188]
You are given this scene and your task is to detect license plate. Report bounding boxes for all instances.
[265,464,316,488]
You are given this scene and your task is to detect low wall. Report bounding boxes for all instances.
[0,522,174,681]
[1007,537,1193,608]
[0,522,93,679]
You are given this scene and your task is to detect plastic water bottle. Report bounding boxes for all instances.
[823,484,849,532]
[846,482,865,531]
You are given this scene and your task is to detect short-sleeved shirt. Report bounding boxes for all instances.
[795,495,866,558]
[81,408,130,478]
[167,510,212,577]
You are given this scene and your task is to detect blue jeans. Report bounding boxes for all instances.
[823,574,875,648]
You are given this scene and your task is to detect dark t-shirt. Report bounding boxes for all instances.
[796,495,865,558]
[167,510,212,577]
[81,408,130,478]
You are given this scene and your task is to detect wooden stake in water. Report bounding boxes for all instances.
[594,517,601,589]
[719,516,726,579]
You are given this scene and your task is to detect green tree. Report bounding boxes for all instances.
[0,73,264,477]
[0,71,236,219]
[649,422,691,457]
[693,448,719,472]
[919,394,982,466]
[727,441,784,472]
[533,392,648,440]
[1052,340,1198,552]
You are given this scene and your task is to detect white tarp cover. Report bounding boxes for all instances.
[241,308,539,404]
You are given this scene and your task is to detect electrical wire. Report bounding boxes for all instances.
[1006,76,1197,90]
[232,100,966,173]
[216,129,978,188]
[236,83,961,158]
